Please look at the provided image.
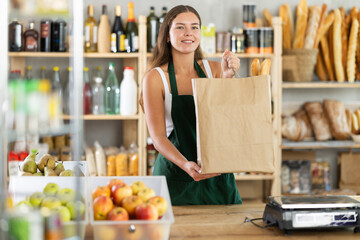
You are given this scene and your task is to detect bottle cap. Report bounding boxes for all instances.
[115,6,121,16]
[67,67,72,71]
[53,66,59,71]
[41,66,46,70]
[26,65,32,70]
[124,66,134,70]
[84,67,88,72]
[97,66,102,71]
[150,6,155,11]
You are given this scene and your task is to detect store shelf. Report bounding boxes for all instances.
[62,114,139,120]
[146,52,275,59]
[7,124,73,142]
[282,81,360,88]
[84,52,140,58]
[281,140,360,149]
[8,52,140,58]
[234,174,274,181]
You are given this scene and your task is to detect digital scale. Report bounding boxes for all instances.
[263,195,360,233]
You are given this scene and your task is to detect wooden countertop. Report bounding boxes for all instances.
[170,204,360,240]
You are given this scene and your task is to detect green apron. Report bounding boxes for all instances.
[153,58,242,205]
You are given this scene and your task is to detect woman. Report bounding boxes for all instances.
[142,5,241,205]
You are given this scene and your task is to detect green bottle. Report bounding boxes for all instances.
[125,2,138,52]
[104,62,120,114]
[147,6,159,52]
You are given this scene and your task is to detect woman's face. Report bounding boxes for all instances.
[168,12,201,54]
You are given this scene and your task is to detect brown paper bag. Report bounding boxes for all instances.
[339,153,360,185]
[192,75,274,174]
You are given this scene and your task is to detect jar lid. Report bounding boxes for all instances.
[124,66,134,70]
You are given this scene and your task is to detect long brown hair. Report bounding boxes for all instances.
[139,5,204,112]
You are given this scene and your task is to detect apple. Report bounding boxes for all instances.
[108,179,125,190]
[92,186,111,201]
[135,203,159,220]
[121,195,143,218]
[111,184,132,206]
[15,200,33,211]
[131,180,147,195]
[29,192,45,208]
[148,196,168,218]
[41,197,62,210]
[57,188,76,205]
[66,200,85,220]
[137,187,156,202]
[43,183,59,196]
[93,196,114,220]
[107,207,129,221]
[56,206,71,222]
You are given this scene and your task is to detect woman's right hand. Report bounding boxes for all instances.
[183,161,221,182]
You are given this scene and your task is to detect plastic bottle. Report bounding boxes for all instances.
[104,62,120,114]
[49,66,63,130]
[92,77,105,115]
[83,67,93,114]
[25,65,33,80]
[128,141,139,176]
[120,66,137,115]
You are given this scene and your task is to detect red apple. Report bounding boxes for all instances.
[112,184,133,206]
[93,196,114,220]
[122,195,143,218]
[107,207,129,221]
[92,186,111,201]
[131,180,147,195]
[108,179,125,190]
[135,203,158,220]
[137,187,156,202]
[148,196,168,218]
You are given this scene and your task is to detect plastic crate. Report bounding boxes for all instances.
[89,176,174,240]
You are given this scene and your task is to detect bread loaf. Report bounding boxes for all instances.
[279,5,292,49]
[356,110,360,129]
[350,7,358,21]
[286,4,295,43]
[263,8,272,26]
[323,100,350,140]
[293,0,308,49]
[316,52,328,81]
[333,9,345,82]
[304,6,321,49]
[347,19,359,82]
[259,59,272,75]
[251,58,260,76]
[345,109,353,133]
[293,109,313,138]
[352,112,360,134]
[313,4,328,48]
[304,102,332,141]
[282,116,301,141]
[320,36,335,81]
[340,8,350,80]
[314,11,334,48]
[356,13,360,79]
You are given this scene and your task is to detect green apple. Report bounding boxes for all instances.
[66,201,85,220]
[56,206,71,222]
[15,200,33,211]
[29,192,45,208]
[43,183,59,196]
[41,197,61,210]
[57,188,75,205]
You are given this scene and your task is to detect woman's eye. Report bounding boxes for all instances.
[192,26,199,30]
[176,26,184,29]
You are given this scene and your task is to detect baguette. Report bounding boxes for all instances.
[304,6,321,49]
[340,8,350,80]
[357,13,360,80]
[347,19,359,82]
[333,9,345,82]
[356,110,360,129]
[251,58,260,76]
[293,0,308,49]
[313,4,328,48]
[259,59,272,75]
[314,11,334,48]
[328,24,335,81]
[345,109,353,134]
[285,4,295,43]
[320,36,335,81]
[350,7,358,21]
[316,52,328,81]
[352,112,360,134]
[279,5,292,49]
[263,8,272,26]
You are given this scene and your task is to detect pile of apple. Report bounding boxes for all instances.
[15,182,86,222]
[19,151,84,177]
[93,179,168,221]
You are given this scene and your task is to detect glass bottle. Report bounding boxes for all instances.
[40,66,47,79]
[147,6,159,52]
[125,2,138,53]
[9,19,23,52]
[84,4,98,52]
[120,66,137,115]
[98,5,111,53]
[49,66,63,129]
[83,67,93,115]
[63,67,73,115]
[92,77,105,115]
[51,19,67,52]
[111,5,126,53]
[24,21,38,52]
[25,65,33,80]
[40,19,52,52]
[159,7,167,27]
[104,62,120,114]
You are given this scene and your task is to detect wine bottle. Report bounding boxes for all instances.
[84,4,98,52]
[24,21,38,52]
[125,2,138,53]
[9,19,23,52]
[111,5,126,53]
[159,7,167,26]
[40,19,52,52]
[98,4,111,53]
[147,6,159,52]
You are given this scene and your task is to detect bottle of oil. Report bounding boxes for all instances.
[84,5,98,52]
[147,6,159,52]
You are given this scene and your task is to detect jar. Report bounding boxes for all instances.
[259,27,274,53]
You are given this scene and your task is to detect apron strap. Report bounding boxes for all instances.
[168,58,207,96]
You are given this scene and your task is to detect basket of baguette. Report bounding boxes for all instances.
[283,48,318,82]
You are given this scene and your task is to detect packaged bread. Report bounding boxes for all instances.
[279,5,292,49]
[333,9,345,82]
[128,142,139,176]
[347,19,359,83]
[313,4,328,48]
[345,109,353,133]
[316,52,327,81]
[323,100,350,140]
[293,0,308,49]
[259,59,272,75]
[115,151,128,176]
[314,10,334,48]
[282,116,301,141]
[293,109,313,138]
[251,58,260,76]
[94,141,106,176]
[304,102,332,141]
[320,37,335,80]
[263,8,272,26]
[106,155,116,176]
[304,6,321,49]
[85,146,97,176]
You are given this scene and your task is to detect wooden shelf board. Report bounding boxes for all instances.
[146,53,275,59]
[62,114,139,120]
[8,52,140,58]
[84,52,140,58]
[282,82,360,88]
[234,174,274,181]
[281,140,360,149]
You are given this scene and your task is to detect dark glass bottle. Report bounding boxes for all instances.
[51,20,67,52]
[24,21,38,52]
[147,6,159,52]
[125,2,138,53]
[41,19,52,52]
[9,19,23,52]
[159,7,167,30]
[111,5,126,53]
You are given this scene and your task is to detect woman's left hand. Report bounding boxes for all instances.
[221,49,240,78]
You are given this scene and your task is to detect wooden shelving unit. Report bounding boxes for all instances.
[62,114,140,120]
[282,82,360,88]
[8,52,140,58]
[234,174,275,181]
[281,140,360,150]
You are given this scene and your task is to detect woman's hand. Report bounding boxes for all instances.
[221,49,240,78]
[183,161,221,181]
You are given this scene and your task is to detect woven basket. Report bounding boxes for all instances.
[283,48,318,82]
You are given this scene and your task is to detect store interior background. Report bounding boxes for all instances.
[19,0,360,199]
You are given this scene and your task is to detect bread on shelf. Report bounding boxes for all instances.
[333,9,345,82]
[293,0,308,49]
[323,100,350,140]
[304,6,321,49]
[347,19,359,82]
[304,102,332,141]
